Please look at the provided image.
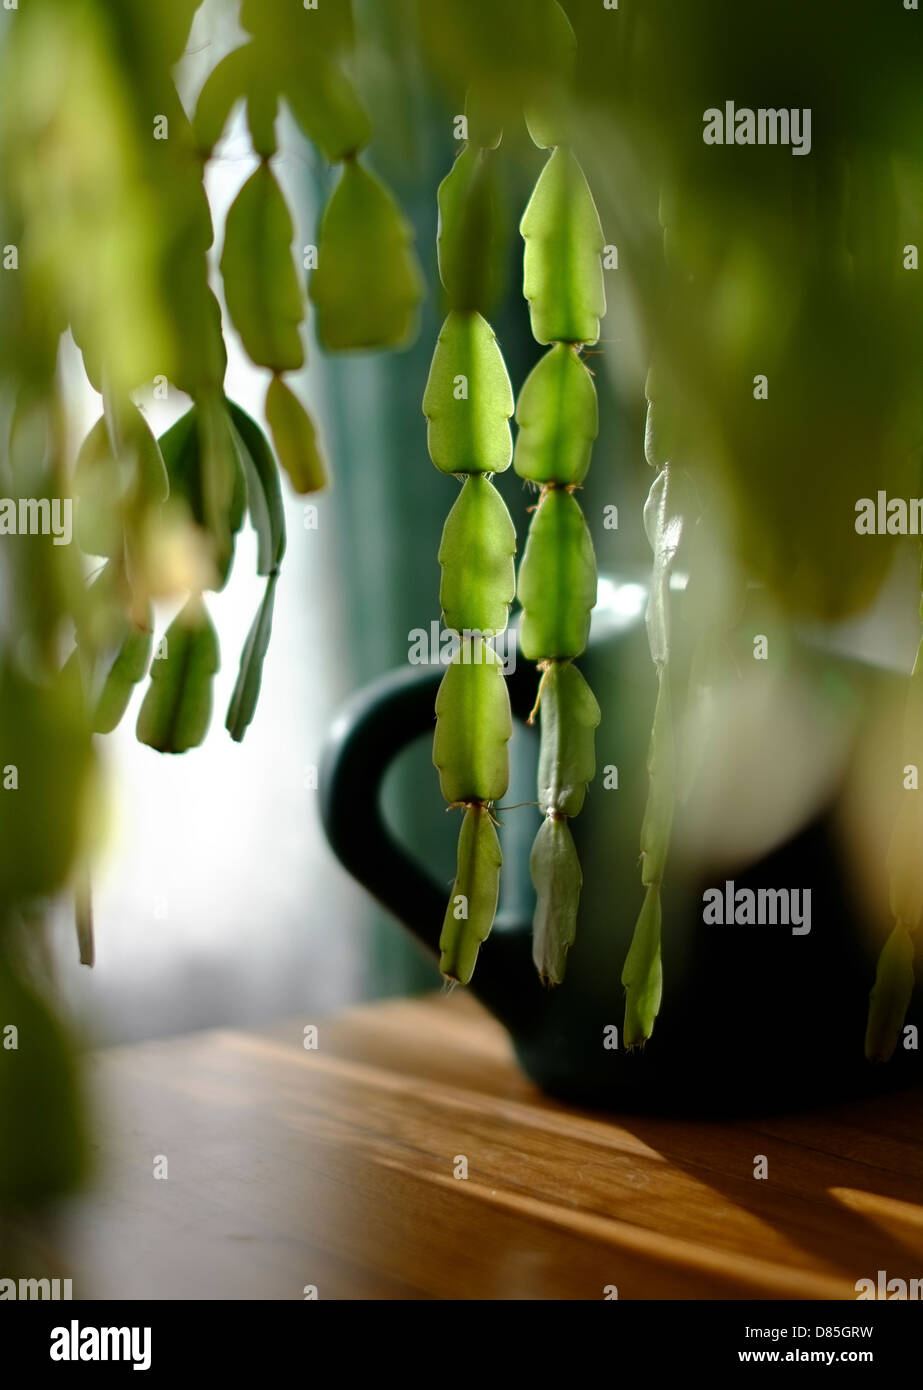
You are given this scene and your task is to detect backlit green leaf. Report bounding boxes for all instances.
[521,146,605,345]
[530,814,582,984]
[220,163,304,373]
[433,641,512,804]
[536,661,600,817]
[93,608,153,735]
[436,145,505,314]
[622,885,663,1047]
[514,343,598,486]
[439,804,502,984]
[517,487,597,660]
[265,376,327,495]
[169,277,228,399]
[523,0,575,149]
[192,44,254,156]
[226,571,278,743]
[309,161,423,351]
[423,310,513,475]
[136,598,219,753]
[438,474,516,634]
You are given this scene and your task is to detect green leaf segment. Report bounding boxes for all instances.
[423,107,516,985]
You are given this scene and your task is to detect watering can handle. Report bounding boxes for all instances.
[319,663,448,946]
[318,659,543,1029]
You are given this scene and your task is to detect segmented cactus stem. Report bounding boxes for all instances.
[424,107,516,984]
[516,134,605,984]
[621,389,682,1047]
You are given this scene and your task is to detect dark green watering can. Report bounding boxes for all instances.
[320,578,920,1115]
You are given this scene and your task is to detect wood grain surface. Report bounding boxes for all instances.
[48,991,923,1300]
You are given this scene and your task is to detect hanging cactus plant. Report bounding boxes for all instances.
[514,54,605,985]
[423,98,517,984]
[619,377,684,1045]
[0,0,920,1238]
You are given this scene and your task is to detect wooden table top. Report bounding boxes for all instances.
[52,991,922,1300]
